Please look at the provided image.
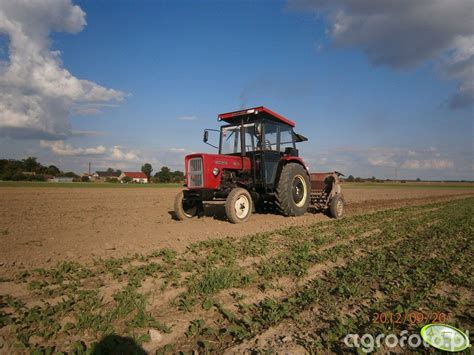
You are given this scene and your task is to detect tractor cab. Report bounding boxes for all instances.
[215,106,307,155]
[205,107,308,188]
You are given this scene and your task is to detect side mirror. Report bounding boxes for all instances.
[203,129,219,149]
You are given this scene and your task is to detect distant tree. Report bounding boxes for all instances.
[122,176,132,184]
[355,177,362,182]
[11,172,25,181]
[170,170,185,183]
[416,177,421,182]
[46,165,61,176]
[156,166,171,183]
[0,159,21,180]
[80,176,90,182]
[346,175,355,182]
[22,157,40,172]
[141,163,153,181]
[32,174,46,182]
[63,171,78,178]
[106,167,114,173]
[105,177,119,183]
[0,157,63,181]
[370,176,376,182]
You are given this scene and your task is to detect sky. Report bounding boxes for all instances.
[0,0,472,180]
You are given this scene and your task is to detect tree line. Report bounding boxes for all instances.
[0,157,77,181]
[0,158,185,183]
[344,175,422,183]
[141,163,184,183]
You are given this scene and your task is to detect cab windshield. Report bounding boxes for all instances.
[220,123,258,154]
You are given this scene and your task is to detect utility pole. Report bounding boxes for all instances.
[88,162,91,175]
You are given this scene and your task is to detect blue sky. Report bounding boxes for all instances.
[0,0,472,180]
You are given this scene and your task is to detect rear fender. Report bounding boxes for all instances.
[280,156,309,172]
[274,157,309,186]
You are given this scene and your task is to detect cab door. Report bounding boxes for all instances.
[261,122,282,187]
[262,150,281,187]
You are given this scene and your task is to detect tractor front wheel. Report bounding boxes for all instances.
[276,163,310,216]
[225,188,253,223]
[174,191,199,220]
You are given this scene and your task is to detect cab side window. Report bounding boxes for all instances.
[264,123,279,150]
[280,126,295,151]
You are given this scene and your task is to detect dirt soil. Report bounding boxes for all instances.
[0,186,473,274]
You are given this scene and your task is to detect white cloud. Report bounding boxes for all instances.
[176,116,197,121]
[365,147,454,170]
[40,140,106,156]
[368,157,397,168]
[302,145,461,180]
[40,140,139,162]
[401,159,454,170]
[110,146,139,161]
[444,35,474,108]
[71,102,119,116]
[0,0,125,139]
[136,147,192,172]
[288,0,474,108]
[169,147,188,153]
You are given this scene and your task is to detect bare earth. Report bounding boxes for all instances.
[0,186,473,276]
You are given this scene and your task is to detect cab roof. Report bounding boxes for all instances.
[218,106,295,127]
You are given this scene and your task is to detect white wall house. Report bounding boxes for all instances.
[119,172,148,183]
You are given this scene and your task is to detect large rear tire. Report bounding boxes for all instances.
[225,188,252,224]
[328,194,344,219]
[174,191,198,220]
[276,163,310,216]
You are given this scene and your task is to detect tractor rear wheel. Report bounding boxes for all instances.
[174,191,198,220]
[329,194,344,218]
[276,163,310,216]
[225,188,253,223]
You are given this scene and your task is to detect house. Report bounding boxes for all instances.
[93,171,121,182]
[119,171,148,184]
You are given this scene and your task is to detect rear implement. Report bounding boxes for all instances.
[309,171,345,218]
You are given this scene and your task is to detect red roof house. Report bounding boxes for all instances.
[119,171,148,183]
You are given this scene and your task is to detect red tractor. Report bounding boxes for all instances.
[174,107,344,223]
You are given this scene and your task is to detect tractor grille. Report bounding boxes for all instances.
[188,157,203,188]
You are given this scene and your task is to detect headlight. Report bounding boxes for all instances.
[212,167,219,176]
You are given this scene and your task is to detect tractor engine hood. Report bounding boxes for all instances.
[185,153,251,189]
